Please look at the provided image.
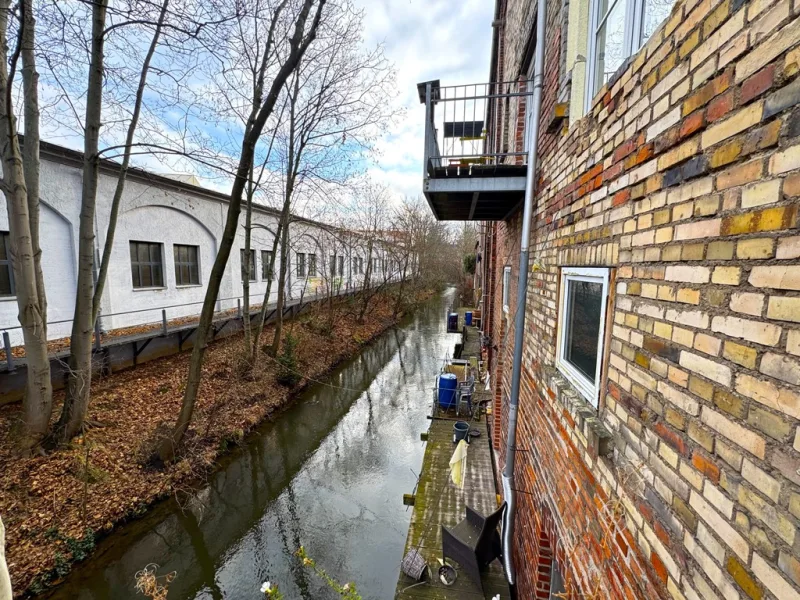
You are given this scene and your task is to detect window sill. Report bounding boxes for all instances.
[176,284,202,289]
[543,366,613,460]
[132,286,167,292]
[0,295,16,302]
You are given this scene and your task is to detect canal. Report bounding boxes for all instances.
[46,288,457,600]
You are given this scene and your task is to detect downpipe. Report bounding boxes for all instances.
[501,0,546,585]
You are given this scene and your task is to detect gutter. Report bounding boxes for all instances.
[501,0,546,585]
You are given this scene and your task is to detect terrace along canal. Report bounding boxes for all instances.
[45,288,457,600]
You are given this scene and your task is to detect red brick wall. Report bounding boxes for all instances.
[483,0,800,598]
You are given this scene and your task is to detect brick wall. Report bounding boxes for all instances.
[485,0,800,598]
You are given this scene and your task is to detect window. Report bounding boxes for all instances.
[308,253,317,277]
[502,266,511,313]
[296,252,306,277]
[241,249,256,282]
[556,267,610,407]
[353,257,359,275]
[586,0,674,105]
[338,255,344,277]
[262,250,274,279]
[359,257,364,274]
[0,232,14,296]
[130,241,164,288]
[173,244,200,286]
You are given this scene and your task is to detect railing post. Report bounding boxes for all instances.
[94,318,102,351]
[162,309,168,335]
[237,298,241,318]
[3,332,13,372]
[423,81,433,178]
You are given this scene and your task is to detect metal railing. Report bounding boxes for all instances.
[420,80,532,175]
[0,273,405,371]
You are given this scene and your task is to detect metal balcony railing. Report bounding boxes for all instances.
[418,80,532,176]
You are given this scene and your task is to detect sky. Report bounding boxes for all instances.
[354,0,495,198]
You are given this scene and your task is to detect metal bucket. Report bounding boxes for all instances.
[453,420,470,443]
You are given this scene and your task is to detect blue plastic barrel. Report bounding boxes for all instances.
[438,373,458,410]
[465,311,473,326]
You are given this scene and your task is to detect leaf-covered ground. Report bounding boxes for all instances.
[0,289,427,597]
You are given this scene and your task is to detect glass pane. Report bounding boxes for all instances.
[190,246,198,265]
[182,265,190,284]
[153,265,163,287]
[137,243,149,263]
[141,265,152,287]
[131,265,140,288]
[173,245,180,263]
[594,0,627,94]
[0,266,11,295]
[150,244,160,263]
[0,234,7,261]
[564,279,603,381]
[191,265,199,284]
[643,0,674,45]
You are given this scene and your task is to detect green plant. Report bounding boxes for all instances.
[276,334,301,387]
[462,253,476,275]
[296,546,362,599]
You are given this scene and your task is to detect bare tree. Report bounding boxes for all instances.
[159,0,328,462]
[0,0,53,452]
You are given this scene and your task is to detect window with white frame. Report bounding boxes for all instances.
[586,0,674,104]
[502,266,511,313]
[556,267,610,407]
[0,232,14,296]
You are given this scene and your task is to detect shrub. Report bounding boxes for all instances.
[276,333,301,387]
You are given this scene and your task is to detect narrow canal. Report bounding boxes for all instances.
[46,288,457,600]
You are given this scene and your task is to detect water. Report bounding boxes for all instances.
[46,288,457,600]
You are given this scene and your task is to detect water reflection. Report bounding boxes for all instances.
[46,289,456,599]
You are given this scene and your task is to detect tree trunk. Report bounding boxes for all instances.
[21,0,45,341]
[270,220,290,357]
[56,0,107,442]
[0,0,53,452]
[159,0,326,462]
[242,170,254,355]
[251,217,283,359]
[92,0,169,323]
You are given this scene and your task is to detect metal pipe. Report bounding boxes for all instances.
[3,332,13,372]
[501,0,546,585]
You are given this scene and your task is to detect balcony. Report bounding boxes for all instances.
[418,80,531,221]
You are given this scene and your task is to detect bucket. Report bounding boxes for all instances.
[453,420,470,443]
[438,373,458,409]
[465,311,473,326]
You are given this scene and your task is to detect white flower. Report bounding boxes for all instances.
[492,595,500,600]
[343,583,350,591]
[261,582,272,593]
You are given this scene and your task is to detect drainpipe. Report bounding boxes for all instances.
[501,0,546,585]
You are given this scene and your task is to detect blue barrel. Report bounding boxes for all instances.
[447,312,459,332]
[438,373,458,409]
[465,311,473,326]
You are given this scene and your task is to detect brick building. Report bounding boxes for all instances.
[420,0,800,597]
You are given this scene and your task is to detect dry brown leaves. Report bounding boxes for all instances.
[0,290,413,597]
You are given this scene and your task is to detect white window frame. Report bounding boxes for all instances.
[556,267,610,407]
[585,0,663,113]
[502,266,511,313]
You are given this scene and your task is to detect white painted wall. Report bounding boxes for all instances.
[0,146,402,347]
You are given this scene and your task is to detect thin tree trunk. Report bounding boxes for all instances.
[270,220,290,356]
[0,0,52,452]
[92,0,169,323]
[159,0,326,462]
[56,0,107,442]
[21,0,44,341]
[242,167,254,355]
[251,218,283,359]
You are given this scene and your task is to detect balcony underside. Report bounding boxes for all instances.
[423,164,527,221]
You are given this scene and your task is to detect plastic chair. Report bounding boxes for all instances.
[441,503,506,587]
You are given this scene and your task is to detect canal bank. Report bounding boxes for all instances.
[36,288,459,599]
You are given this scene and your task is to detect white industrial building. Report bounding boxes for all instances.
[0,142,401,347]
